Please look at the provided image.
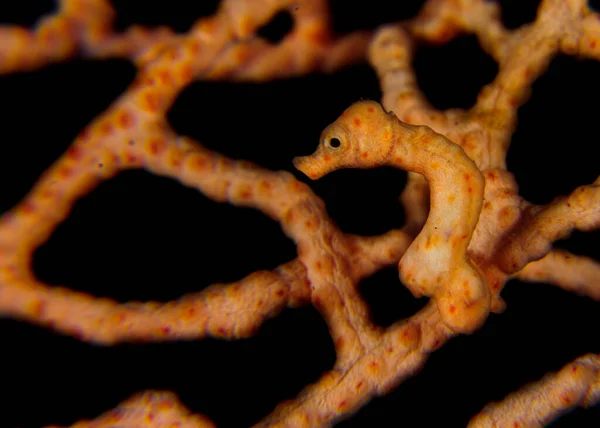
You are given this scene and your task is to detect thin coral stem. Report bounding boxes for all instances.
[515,249,600,301]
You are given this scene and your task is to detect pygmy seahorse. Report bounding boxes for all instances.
[293,100,490,333]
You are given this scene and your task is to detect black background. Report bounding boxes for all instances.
[0,1,598,427]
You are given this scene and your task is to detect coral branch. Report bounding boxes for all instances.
[515,249,600,301]
[469,354,600,427]
[499,178,600,273]
[50,390,217,428]
[257,303,451,426]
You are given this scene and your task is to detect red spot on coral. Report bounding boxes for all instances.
[157,69,173,86]
[240,189,252,199]
[161,326,171,334]
[560,393,572,404]
[57,166,71,178]
[309,172,318,179]
[142,76,156,87]
[178,64,194,84]
[275,289,285,297]
[315,261,322,270]
[187,39,201,55]
[167,48,183,61]
[401,325,420,346]
[464,173,470,181]
[143,91,160,112]
[361,152,369,158]
[449,304,456,314]
[190,155,209,171]
[285,210,295,223]
[368,107,374,113]
[40,26,58,44]
[468,187,473,193]
[124,154,138,164]
[106,409,124,422]
[499,207,513,221]
[20,201,36,214]
[67,146,83,160]
[324,155,331,162]
[354,118,361,127]
[259,180,272,191]
[169,153,183,168]
[394,156,403,163]
[117,110,135,129]
[98,121,114,136]
[338,400,347,409]
[2,264,18,278]
[148,138,166,155]
[591,40,597,49]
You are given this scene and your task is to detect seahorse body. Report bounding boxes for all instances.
[293,100,490,333]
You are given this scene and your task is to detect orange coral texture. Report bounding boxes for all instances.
[0,0,599,426]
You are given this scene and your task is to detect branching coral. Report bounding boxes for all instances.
[0,0,598,427]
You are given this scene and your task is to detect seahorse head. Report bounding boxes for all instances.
[293,100,395,179]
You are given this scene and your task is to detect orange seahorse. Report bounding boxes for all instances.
[293,100,490,333]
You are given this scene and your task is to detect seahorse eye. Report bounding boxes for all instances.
[325,137,342,150]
